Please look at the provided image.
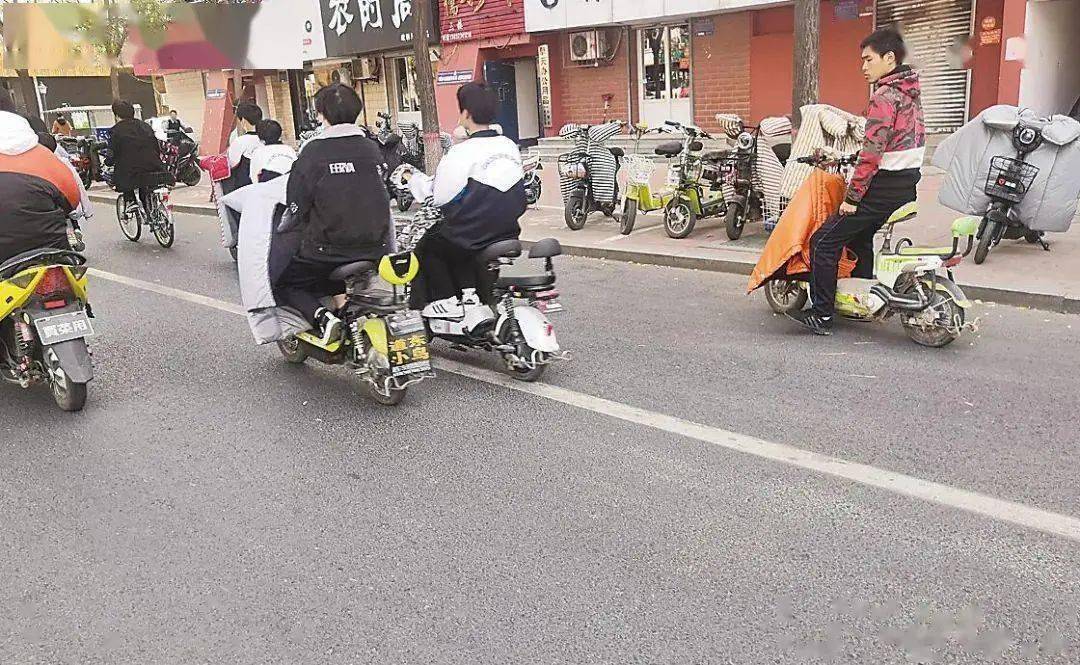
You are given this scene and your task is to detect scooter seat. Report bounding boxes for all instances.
[478,239,523,264]
[329,261,377,281]
[884,202,918,226]
[609,147,625,158]
[702,150,732,162]
[496,273,556,289]
[655,141,683,157]
[897,246,954,257]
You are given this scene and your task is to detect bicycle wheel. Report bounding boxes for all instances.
[116,195,141,242]
[152,201,175,248]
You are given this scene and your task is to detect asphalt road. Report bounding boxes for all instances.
[1,202,1079,664]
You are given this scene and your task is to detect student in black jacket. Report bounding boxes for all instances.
[276,83,391,344]
[109,100,166,214]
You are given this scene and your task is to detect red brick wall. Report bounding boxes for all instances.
[549,29,630,127]
[748,4,873,123]
[692,13,752,134]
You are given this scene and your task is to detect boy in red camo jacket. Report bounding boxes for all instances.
[789,27,925,335]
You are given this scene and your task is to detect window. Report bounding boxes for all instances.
[395,56,420,113]
[640,24,691,101]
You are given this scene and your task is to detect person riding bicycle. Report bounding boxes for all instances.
[275,83,391,345]
[0,111,81,264]
[407,82,526,314]
[108,99,167,217]
[227,102,264,191]
[788,28,924,335]
[249,119,296,184]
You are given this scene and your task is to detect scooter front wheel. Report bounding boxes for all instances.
[620,198,638,235]
[725,203,745,241]
[664,199,697,239]
[973,218,998,265]
[564,192,587,231]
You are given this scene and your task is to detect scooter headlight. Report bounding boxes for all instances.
[572,161,587,179]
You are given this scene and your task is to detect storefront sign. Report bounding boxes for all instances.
[537,43,553,128]
[437,69,475,84]
[320,0,439,57]
[833,0,858,21]
[980,28,1001,46]
[303,0,329,61]
[441,0,525,42]
[692,17,714,36]
[525,0,723,32]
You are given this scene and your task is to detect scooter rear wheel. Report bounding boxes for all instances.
[620,199,638,235]
[277,336,308,364]
[764,279,808,314]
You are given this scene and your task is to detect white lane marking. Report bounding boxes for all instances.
[89,269,245,316]
[91,269,1080,543]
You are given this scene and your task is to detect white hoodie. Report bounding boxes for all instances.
[0,111,39,156]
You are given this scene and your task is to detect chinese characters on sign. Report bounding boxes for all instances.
[322,0,437,57]
[537,44,552,128]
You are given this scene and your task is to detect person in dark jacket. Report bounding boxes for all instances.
[788,28,925,335]
[109,99,166,215]
[0,111,81,264]
[276,83,391,344]
[407,82,526,314]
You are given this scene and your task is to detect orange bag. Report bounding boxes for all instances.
[747,169,856,293]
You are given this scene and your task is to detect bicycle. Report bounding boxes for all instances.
[115,171,177,248]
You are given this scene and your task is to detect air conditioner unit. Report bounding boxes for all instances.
[331,66,352,86]
[569,30,606,62]
[353,57,379,82]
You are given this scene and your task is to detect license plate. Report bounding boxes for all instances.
[387,331,431,376]
[33,310,94,346]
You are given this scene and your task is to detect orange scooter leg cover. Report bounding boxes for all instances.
[747,170,853,293]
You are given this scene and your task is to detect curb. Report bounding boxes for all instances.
[89,193,1080,315]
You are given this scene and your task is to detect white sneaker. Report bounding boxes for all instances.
[314,308,343,345]
[423,296,463,319]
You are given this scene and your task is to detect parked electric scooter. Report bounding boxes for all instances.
[973,123,1048,264]
[558,120,624,230]
[754,153,979,348]
[522,152,543,206]
[662,121,727,239]
[620,122,676,235]
[372,112,413,212]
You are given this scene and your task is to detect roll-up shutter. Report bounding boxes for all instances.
[875,0,973,133]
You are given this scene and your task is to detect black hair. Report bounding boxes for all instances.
[170,109,178,115]
[112,99,136,121]
[56,115,69,125]
[26,115,47,134]
[860,28,907,64]
[314,83,362,126]
[37,132,57,152]
[255,119,283,145]
[456,82,498,125]
[235,101,263,126]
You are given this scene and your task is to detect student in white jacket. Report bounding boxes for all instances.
[248,120,297,183]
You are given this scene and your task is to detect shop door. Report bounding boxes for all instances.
[393,56,422,127]
[876,0,973,132]
[639,25,692,128]
[484,61,520,143]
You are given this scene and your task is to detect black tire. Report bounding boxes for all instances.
[509,360,547,382]
[152,207,175,248]
[116,196,141,242]
[763,279,808,314]
[664,198,697,239]
[725,203,745,241]
[620,198,638,235]
[180,162,202,187]
[229,245,238,262]
[564,192,587,230]
[397,192,414,212]
[974,221,996,265]
[600,202,616,218]
[900,280,964,348]
[1024,230,1042,244]
[277,336,308,364]
[46,352,88,412]
[368,381,407,405]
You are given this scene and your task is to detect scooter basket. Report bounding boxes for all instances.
[984,156,1039,204]
[623,154,654,186]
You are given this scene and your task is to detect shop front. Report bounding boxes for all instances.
[436,0,548,144]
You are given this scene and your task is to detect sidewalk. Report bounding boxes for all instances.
[87,175,1080,314]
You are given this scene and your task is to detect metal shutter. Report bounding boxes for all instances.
[875,0,973,133]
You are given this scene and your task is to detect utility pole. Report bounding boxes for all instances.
[791,0,820,129]
[411,0,442,173]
